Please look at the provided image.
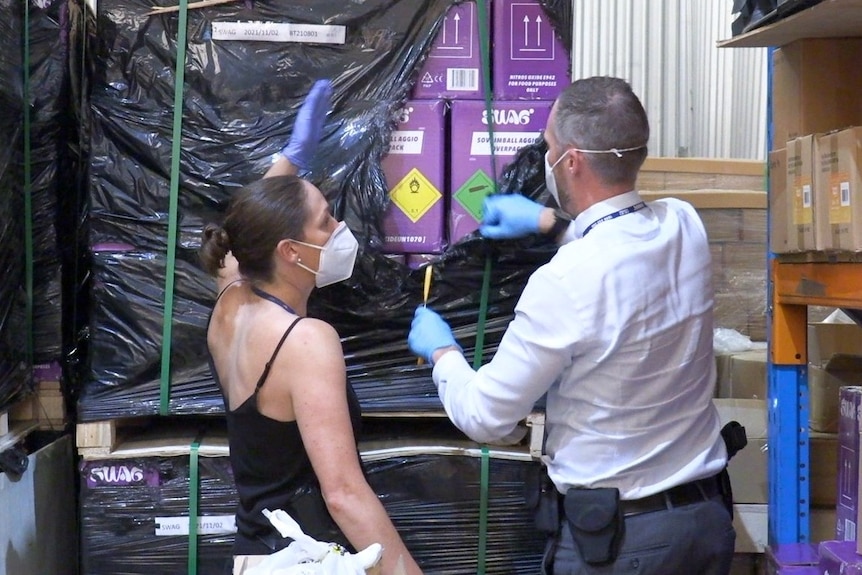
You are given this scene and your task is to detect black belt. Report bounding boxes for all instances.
[619,474,721,517]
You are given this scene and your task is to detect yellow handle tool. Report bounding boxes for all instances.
[418,265,433,365]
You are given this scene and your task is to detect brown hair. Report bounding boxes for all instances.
[200,176,309,282]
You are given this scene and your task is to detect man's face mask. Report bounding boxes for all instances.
[291,222,359,287]
[544,150,570,208]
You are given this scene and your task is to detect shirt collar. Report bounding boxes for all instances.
[573,190,644,238]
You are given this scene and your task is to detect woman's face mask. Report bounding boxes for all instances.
[291,222,359,287]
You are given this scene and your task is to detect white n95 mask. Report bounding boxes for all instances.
[292,222,359,287]
[544,150,570,208]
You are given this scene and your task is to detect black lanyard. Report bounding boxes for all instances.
[250,286,297,315]
[582,201,647,237]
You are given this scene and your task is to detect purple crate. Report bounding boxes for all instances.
[381,100,447,254]
[412,1,487,100]
[448,100,552,244]
[492,0,570,100]
[837,387,862,541]
[819,540,862,575]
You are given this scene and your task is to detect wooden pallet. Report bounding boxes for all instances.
[76,417,229,460]
[9,381,65,431]
[75,412,547,461]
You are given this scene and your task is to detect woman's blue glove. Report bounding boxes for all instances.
[479,194,544,239]
[408,306,461,365]
[280,79,333,169]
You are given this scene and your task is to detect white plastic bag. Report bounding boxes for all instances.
[243,509,382,575]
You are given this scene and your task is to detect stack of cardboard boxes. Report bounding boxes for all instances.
[379,0,570,262]
[770,39,862,255]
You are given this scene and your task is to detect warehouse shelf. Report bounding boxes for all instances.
[721,0,862,548]
[718,0,862,48]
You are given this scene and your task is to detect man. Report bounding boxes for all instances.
[407,77,735,574]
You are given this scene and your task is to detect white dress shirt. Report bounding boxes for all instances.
[432,191,727,499]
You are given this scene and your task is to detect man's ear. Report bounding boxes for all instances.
[565,149,584,176]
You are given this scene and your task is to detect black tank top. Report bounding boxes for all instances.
[207,283,362,555]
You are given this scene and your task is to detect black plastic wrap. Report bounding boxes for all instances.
[78,432,545,574]
[365,450,546,574]
[0,0,33,411]
[29,0,73,364]
[81,247,219,419]
[79,454,237,574]
[77,0,569,419]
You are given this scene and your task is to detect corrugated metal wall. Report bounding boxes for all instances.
[571,1,767,160]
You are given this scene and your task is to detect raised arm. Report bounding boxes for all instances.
[264,79,333,179]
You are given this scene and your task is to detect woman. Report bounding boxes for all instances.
[200,81,422,574]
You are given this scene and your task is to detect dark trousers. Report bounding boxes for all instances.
[542,493,735,575]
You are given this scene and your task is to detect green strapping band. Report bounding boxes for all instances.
[160,3,191,415]
[23,0,34,366]
[188,432,203,575]
[474,2,494,574]
[477,445,490,575]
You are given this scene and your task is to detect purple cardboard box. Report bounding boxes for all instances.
[412,1,487,100]
[381,100,447,254]
[837,387,862,541]
[492,0,570,100]
[819,540,862,574]
[448,100,552,244]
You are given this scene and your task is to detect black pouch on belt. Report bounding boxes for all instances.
[562,487,624,565]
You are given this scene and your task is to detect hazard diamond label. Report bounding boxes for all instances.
[454,169,495,222]
[389,168,442,223]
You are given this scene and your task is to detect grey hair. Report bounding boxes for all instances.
[551,76,649,185]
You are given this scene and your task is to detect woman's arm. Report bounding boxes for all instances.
[283,319,423,575]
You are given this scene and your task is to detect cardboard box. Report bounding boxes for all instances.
[809,322,862,367]
[837,386,862,541]
[491,0,569,100]
[448,100,552,243]
[819,540,862,574]
[411,1,487,100]
[771,39,862,151]
[786,135,820,251]
[381,100,447,254]
[714,398,768,504]
[811,432,839,507]
[770,148,796,253]
[715,349,768,400]
[818,127,862,251]
[810,357,862,433]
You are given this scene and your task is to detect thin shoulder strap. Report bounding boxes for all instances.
[215,278,244,303]
[254,317,303,392]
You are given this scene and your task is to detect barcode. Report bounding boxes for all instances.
[447,68,479,91]
[846,519,857,541]
[802,185,812,208]
[841,181,851,206]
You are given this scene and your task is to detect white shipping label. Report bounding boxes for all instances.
[155,515,237,536]
[211,22,346,44]
[470,131,541,156]
[388,131,425,155]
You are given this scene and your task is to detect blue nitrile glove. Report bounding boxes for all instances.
[280,79,333,169]
[408,306,461,365]
[479,194,544,239]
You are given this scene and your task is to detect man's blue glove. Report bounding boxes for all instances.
[408,306,461,365]
[280,79,333,170]
[479,194,544,239]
